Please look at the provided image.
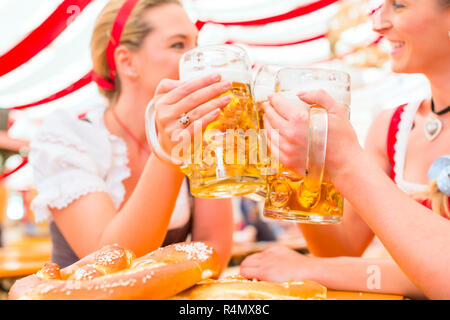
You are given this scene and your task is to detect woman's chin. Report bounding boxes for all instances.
[391,64,404,74]
[390,60,413,74]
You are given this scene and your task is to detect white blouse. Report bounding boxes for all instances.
[392,100,428,194]
[29,107,190,226]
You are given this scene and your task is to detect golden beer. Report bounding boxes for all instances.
[179,80,265,198]
[254,101,343,222]
[264,163,344,223]
[176,45,266,198]
[253,66,350,224]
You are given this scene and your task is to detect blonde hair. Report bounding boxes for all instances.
[412,181,450,219]
[91,0,180,105]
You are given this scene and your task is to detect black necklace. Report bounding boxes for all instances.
[431,99,450,116]
[424,99,448,141]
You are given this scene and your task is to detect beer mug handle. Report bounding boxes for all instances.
[145,98,183,166]
[304,106,328,193]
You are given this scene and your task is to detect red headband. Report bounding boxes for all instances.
[92,0,140,90]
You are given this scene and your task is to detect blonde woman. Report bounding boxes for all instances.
[241,0,450,299]
[29,0,234,271]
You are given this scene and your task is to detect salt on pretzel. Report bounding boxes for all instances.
[8,242,220,300]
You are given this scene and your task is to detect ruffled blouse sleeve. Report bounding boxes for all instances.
[29,109,114,223]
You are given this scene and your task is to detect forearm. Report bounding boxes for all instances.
[101,154,185,257]
[298,209,373,257]
[0,131,29,152]
[192,198,234,272]
[335,151,450,299]
[306,256,425,299]
[299,225,354,257]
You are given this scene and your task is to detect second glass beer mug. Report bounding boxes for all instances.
[263,67,351,224]
[146,45,266,198]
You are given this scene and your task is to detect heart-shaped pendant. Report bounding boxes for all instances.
[424,116,442,141]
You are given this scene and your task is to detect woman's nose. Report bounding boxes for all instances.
[371,5,392,34]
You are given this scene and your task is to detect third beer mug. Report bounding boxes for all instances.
[146,45,265,198]
[263,67,351,224]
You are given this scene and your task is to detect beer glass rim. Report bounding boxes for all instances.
[252,64,283,102]
[179,44,250,63]
[252,64,283,85]
[276,67,351,83]
[179,44,253,84]
[253,63,284,74]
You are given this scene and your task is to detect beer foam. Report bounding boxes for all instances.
[276,68,351,107]
[281,83,350,107]
[254,85,273,102]
[279,91,309,109]
[180,68,252,85]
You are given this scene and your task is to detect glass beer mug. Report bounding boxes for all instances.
[244,64,283,202]
[262,67,351,224]
[146,45,266,198]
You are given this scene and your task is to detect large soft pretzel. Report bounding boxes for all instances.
[9,242,220,300]
[172,276,327,300]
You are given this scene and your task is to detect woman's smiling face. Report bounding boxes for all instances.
[372,0,450,75]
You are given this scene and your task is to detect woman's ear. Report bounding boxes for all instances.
[114,45,138,80]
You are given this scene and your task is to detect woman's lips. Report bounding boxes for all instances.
[389,41,405,55]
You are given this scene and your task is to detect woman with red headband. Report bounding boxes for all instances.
[240,0,450,299]
[28,0,234,271]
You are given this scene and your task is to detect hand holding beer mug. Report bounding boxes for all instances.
[146,45,265,198]
[263,67,351,224]
[146,75,234,160]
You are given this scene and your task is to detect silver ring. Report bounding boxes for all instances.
[179,113,190,126]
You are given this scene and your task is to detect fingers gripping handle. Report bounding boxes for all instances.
[145,98,183,166]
